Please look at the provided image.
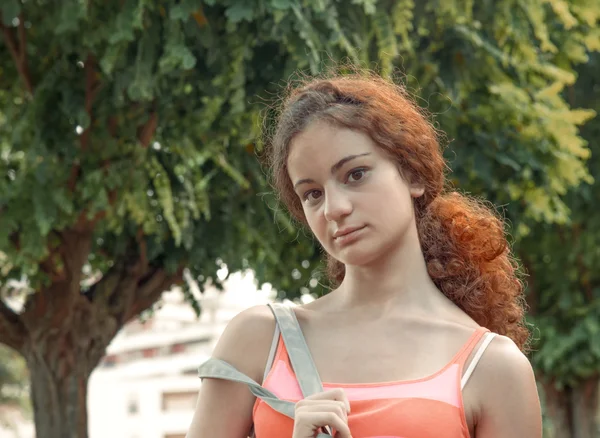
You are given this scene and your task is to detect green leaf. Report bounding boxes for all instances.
[54,0,87,34]
[1,0,21,26]
[225,3,255,23]
[169,0,201,20]
[270,0,292,10]
[352,0,377,15]
[76,109,91,130]
[100,44,123,76]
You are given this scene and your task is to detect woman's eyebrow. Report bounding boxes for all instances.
[293,153,371,189]
[330,153,371,174]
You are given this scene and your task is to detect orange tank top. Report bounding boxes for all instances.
[253,327,492,438]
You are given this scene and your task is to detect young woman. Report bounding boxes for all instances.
[187,73,542,438]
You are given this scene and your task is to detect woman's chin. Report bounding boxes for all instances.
[335,246,385,269]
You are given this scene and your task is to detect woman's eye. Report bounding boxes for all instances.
[348,169,366,183]
[303,189,322,202]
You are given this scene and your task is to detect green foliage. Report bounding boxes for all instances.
[0,0,598,406]
[382,0,599,230]
[0,0,342,295]
[519,53,600,389]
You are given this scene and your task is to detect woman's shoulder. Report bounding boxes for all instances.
[475,333,533,377]
[210,305,277,383]
[471,333,539,407]
[223,303,278,333]
[470,333,542,433]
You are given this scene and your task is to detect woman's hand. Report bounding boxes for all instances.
[292,388,352,438]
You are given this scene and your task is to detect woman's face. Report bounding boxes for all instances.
[287,121,424,268]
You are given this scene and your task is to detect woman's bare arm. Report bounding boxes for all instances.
[187,305,277,438]
[473,335,542,438]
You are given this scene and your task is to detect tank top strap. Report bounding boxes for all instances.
[452,326,490,370]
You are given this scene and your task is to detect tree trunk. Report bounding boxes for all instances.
[27,352,90,438]
[543,377,599,438]
[22,297,118,438]
[572,378,599,438]
[544,382,571,438]
[14,265,179,438]
[0,229,180,438]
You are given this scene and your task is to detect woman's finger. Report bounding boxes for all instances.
[295,401,348,421]
[294,411,352,438]
[301,388,350,412]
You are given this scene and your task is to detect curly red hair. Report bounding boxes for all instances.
[267,72,529,351]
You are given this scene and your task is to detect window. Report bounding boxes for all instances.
[127,397,138,415]
[142,348,158,358]
[101,355,117,368]
[157,345,171,356]
[170,343,186,354]
[121,350,143,362]
[161,391,197,412]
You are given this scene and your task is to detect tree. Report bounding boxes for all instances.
[0,1,597,438]
[518,53,600,438]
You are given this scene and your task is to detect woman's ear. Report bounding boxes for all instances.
[410,183,425,198]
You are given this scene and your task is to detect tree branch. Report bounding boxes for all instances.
[80,54,99,151]
[137,268,168,299]
[192,8,208,27]
[0,15,33,94]
[21,230,93,333]
[17,17,26,62]
[88,237,154,322]
[69,54,100,193]
[71,188,117,233]
[67,160,80,193]
[39,250,67,283]
[521,254,537,316]
[9,231,20,250]
[0,20,18,58]
[108,116,118,137]
[572,223,594,303]
[135,228,147,274]
[124,266,184,322]
[0,299,28,352]
[137,111,158,148]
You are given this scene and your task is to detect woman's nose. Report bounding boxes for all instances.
[324,190,353,222]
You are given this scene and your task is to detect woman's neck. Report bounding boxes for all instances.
[335,228,447,317]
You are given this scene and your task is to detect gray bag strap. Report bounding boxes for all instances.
[267,303,324,397]
[197,357,331,438]
[197,357,296,418]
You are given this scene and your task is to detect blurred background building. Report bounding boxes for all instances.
[87,271,273,438]
[0,407,33,438]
